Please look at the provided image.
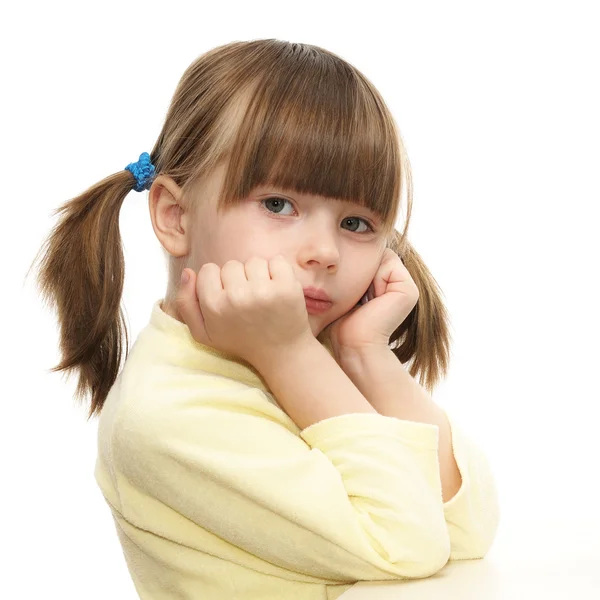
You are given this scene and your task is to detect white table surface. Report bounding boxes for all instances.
[338,518,600,599]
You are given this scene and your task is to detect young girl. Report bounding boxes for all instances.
[29,39,500,600]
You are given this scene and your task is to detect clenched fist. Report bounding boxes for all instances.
[175,255,314,368]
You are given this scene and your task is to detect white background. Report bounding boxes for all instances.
[3,0,599,597]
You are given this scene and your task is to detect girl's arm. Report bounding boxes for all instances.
[252,336,377,431]
[335,345,501,561]
[335,346,462,503]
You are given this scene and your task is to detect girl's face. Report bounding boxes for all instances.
[187,162,389,338]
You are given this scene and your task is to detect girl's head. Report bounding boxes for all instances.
[28,39,451,420]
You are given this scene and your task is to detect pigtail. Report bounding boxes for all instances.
[386,229,453,394]
[26,170,138,420]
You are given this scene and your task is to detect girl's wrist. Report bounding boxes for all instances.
[335,344,392,374]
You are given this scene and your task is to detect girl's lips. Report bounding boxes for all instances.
[304,296,332,314]
[302,286,332,302]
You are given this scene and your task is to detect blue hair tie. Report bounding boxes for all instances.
[124,152,156,192]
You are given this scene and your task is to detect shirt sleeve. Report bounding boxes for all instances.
[114,383,453,584]
[441,409,501,560]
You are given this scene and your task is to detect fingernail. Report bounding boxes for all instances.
[181,270,190,285]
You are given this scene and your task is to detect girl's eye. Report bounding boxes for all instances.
[262,197,294,216]
[260,197,375,234]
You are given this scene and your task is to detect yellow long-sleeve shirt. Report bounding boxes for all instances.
[94,299,500,599]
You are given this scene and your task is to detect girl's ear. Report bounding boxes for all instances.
[149,175,189,258]
[149,174,184,207]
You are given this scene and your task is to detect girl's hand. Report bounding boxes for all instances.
[327,248,419,357]
[175,255,314,368]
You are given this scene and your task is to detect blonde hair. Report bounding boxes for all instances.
[27,39,452,420]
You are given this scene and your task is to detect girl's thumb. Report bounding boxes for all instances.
[175,269,207,346]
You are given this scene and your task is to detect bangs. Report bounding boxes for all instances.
[216,53,403,234]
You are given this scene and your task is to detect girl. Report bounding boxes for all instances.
[28,39,500,600]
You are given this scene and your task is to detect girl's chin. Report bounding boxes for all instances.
[315,320,334,342]
[307,316,323,336]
